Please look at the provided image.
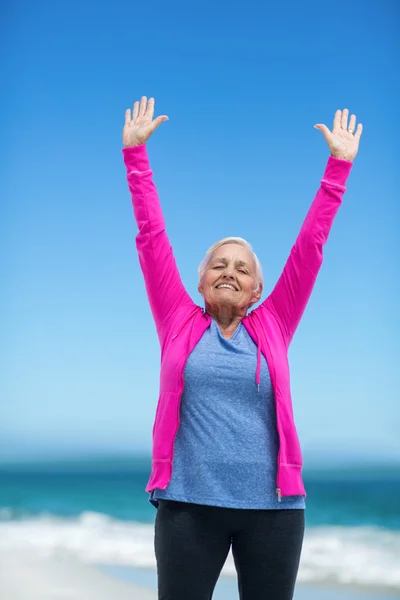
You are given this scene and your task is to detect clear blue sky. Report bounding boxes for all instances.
[1,0,398,463]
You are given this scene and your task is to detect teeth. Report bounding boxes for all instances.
[217,284,237,291]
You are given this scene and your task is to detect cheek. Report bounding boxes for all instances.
[245,279,257,294]
[201,274,214,293]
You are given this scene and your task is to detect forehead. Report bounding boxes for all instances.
[211,243,255,266]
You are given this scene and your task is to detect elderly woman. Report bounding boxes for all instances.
[121,97,362,600]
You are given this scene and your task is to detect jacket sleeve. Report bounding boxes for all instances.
[122,144,194,340]
[259,156,353,347]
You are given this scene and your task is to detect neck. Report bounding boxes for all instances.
[206,305,246,339]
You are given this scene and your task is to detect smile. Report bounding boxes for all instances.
[216,284,238,291]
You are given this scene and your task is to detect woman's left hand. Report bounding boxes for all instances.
[314,109,363,162]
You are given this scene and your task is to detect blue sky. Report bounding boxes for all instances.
[1,0,398,464]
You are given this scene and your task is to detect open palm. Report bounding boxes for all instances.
[123,96,168,148]
[314,109,363,162]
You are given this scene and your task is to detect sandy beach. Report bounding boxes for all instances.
[0,551,156,600]
[0,550,397,600]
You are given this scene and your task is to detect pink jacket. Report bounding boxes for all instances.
[122,144,352,500]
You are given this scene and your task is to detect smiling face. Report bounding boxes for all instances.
[198,243,262,313]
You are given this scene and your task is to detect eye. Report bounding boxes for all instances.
[213,265,224,269]
[239,269,247,274]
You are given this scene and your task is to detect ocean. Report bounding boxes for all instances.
[1,456,399,595]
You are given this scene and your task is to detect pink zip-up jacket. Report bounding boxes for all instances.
[122,144,352,501]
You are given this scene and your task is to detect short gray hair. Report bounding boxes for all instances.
[198,237,263,293]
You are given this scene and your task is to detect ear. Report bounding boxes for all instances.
[252,283,263,304]
[198,281,203,295]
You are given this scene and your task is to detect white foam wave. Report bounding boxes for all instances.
[300,525,400,590]
[1,511,399,591]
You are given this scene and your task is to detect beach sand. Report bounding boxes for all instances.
[0,551,156,600]
[0,550,397,600]
[99,565,399,600]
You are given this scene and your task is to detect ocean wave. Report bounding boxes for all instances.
[0,510,399,591]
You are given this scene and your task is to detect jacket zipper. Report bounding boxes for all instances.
[251,311,282,503]
[167,308,207,489]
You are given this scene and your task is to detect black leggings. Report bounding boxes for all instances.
[154,499,305,600]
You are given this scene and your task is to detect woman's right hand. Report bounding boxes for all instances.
[123,96,169,148]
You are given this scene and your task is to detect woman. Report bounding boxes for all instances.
[121,97,362,600]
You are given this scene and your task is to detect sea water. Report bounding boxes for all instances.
[1,456,399,594]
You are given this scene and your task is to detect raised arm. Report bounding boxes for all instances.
[122,97,194,341]
[258,109,363,347]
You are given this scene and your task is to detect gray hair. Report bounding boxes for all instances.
[198,237,263,293]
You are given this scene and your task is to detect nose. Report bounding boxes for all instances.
[222,270,235,280]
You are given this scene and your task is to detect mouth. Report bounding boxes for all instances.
[215,283,239,291]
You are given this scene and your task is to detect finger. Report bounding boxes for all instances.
[139,96,147,117]
[125,109,131,125]
[146,97,155,120]
[150,115,169,133]
[354,123,363,142]
[348,113,356,134]
[341,108,349,130]
[314,123,331,144]
[132,101,139,121]
[333,109,341,131]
